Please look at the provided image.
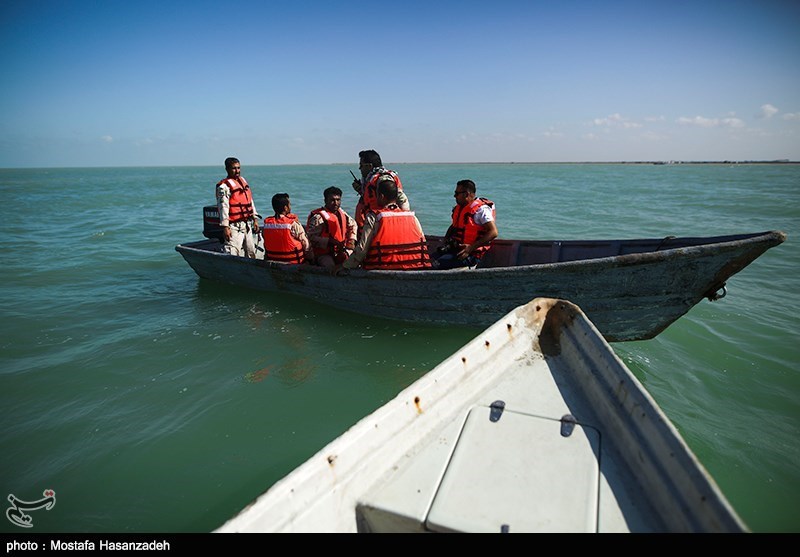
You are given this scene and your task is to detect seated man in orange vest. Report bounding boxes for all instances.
[262,193,311,264]
[336,176,431,273]
[434,179,498,269]
[306,186,357,269]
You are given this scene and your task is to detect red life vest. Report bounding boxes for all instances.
[262,214,305,264]
[217,177,255,223]
[357,169,404,228]
[450,198,496,259]
[362,207,432,270]
[307,207,347,260]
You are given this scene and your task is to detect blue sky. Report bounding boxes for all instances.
[1,0,798,167]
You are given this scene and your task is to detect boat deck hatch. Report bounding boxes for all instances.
[425,404,601,533]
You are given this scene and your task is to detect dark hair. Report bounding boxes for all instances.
[224,157,240,170]
[456,179,477,194]
[376,178,398,203]
[272,193,290,214]
[358,150,382,167]
[323,186,343,200]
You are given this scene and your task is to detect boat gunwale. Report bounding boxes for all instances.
[175,229,786,278]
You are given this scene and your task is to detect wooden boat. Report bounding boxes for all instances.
[215,298,748,533]
[175,228,786,342]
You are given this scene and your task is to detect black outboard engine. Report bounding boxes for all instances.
[203,205,225,242]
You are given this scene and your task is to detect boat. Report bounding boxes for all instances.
[215,298,748,533]
[175,213,786,341]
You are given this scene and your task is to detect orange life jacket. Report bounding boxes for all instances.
[262,214,305,264]
[450,198,496,259]
[217,177,255,223]
[357,169,404,228]
[362,207,431,270]
[307,207,348,261]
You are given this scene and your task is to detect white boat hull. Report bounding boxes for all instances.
[216,298,747,533]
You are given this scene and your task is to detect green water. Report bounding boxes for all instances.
[1,163,797,532]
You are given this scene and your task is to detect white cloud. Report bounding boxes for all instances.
[782,112,800,121]
[591,113,642,129]
[542,127,564,138]
[640,131,666,141]
[759,104,779,119]
[677,116,744,128]
[644,115,666,122]
[454,133,474,143]
[677,116,715,127]
[450,131,536,145]
[721,117,745,128]
[101,135,113,143]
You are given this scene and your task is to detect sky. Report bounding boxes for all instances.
[1,0,799,167]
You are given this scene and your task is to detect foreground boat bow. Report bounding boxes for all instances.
[216,298,747,533]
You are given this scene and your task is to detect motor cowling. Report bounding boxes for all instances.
[203,205,225,241]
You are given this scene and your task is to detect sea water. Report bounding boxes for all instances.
[0,163,798,533]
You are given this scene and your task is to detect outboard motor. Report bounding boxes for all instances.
[203,205,225,242]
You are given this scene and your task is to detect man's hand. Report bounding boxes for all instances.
[223,226,232,241]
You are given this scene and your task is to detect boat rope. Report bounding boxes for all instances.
[655,235,677,250]
[704,283,727,301]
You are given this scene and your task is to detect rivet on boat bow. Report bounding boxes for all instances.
[560,414,577,437]
[489,400,505,422]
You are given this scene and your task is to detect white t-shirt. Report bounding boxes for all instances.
[472,203,495,226]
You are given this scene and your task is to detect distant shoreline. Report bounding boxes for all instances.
[338,160,800,167]
[314,160,800,166]
[1,160,798,170]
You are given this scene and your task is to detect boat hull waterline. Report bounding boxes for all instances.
[175,230,786,342]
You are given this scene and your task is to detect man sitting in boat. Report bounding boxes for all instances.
[351,149,411,231]
[434,179,498,269]
[336,177,431,273]
[262,193,312,264]
[306,186,357,269]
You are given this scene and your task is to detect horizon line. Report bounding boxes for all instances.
[1,159,798,171]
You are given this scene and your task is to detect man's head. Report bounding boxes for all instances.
[225,157,241,179]
[358,150,382,179]
[323,186,343,212]
[376,176,399,208]
[454,179,477,207]
[272,193,291,215]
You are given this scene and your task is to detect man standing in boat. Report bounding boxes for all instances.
[351,150,410,230]
[216,157,260,258]
[434,179,498,269]
[336,176,430,273]
[307,186,357,269]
